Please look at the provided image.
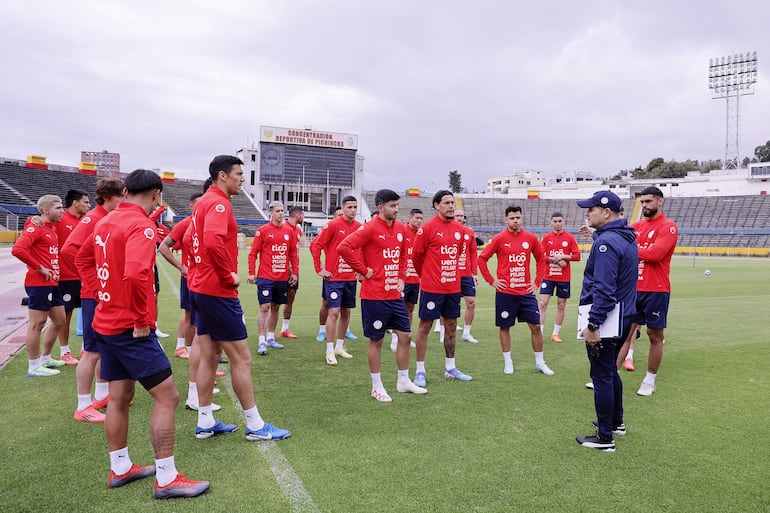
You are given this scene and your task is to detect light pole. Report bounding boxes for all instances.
[709,52,758,169]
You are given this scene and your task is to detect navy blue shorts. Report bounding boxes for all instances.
[25,285,64,311]
[325,280,357,309]
[361,299,411,340]
[180,276,191,311]
[96,328,171,382]
[460,276,476,298]
[257,278,289,305]
[58,280,82,312]
[191,292,248,342]
[539,279,571,299]
[418,291,461,321]
[81,298,98,352]
[495,292,541,328]
[403,283,420,305]
[632,292,670,329]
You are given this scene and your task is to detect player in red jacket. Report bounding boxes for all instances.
[478,206,553,376]
[338,189,427,401]
[618,186,678,397]
[454,208,479,343]
[538,212,581,343]
[12,194,66,377]
[278,206,305,339]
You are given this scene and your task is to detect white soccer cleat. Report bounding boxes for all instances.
[536,363,555,376]
[637,382,656,396]
[503,362,514,375]
[461,333,479,343]
[396,380,428,395]
[585,382,594,390]
[371,388,392,403]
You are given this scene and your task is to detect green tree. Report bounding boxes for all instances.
[755,141,770,162]
[448,170,462,193]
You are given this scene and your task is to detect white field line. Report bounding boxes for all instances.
[158,262,320,513]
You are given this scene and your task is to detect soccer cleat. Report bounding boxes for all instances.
[504,362,514,375]
[371,388,393,403]
[153,473,210,499]
[266,338,284,349]
[637,382,655,396]
[108,464,156,488]
[215,370,226,377]
[536,363,555,376]
[623,358,635,371]
[576,434,616,452]
[414,371,427,387]
[212,387,221,395]
[410,341,416,348]
[591,420,627,436]
[245,422,291,441]
[344,329,358,340]
[585,382,594,390]
[461,333,479,344]
[325,351,338,366]
[279,330,298,339]
[550,334,563,343]
[61,352,79,365]
[334,346,353,359]
[257,343,268,355]
[195,420,237,439]
[444,368,473,381]
[155,328,170,338]
[74,405,106,423]
[185,402,221,412]
[316,332,326,342]
[218,357,229,364]
[42,358,66,368]
[91,395,110,409]
[28,366,60,377]
[174,347,190,359]
[396,380,428,395]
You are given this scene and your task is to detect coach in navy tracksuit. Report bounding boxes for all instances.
[575,190,638,452]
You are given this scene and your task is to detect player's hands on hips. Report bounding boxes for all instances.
[134,327,150,338]
[318,270,332,280]
[231,272,240,287]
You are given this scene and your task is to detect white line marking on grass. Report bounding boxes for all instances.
[159,261,320,512]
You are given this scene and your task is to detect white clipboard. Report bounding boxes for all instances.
[577,303,622,340]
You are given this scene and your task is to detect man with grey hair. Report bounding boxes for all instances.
[12,194,67,376]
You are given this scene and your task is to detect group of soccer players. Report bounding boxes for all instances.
[11,150,678,494]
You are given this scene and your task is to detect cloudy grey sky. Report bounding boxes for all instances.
[0,0,767,192]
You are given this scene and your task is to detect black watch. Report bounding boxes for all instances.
[587,321,600,332]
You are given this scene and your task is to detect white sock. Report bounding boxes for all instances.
[397,369,409,382]
[416,361,426,374]
[60,345,71,356]
[643,372,657,385]
[463,325,471,336]
[540,325,544,334]
[281,319,290,331]
[439,326,445,339]
[95,381,109,401]
[371,372,383,388]
[390,331,398,343]
[535,351,545,366]
[175,337,185,350]
[553,324,561,335]
[433,320,440,332]
[503,351,513,365]
[445,357,456,370]
[326,342,334,353]
[187,382,198,405]
[109,447,133,476]
[155,456,178,487]
[40,354,51,364]
[259,335,266,345]
[77,393,92,411]
[318,325,326,335]
[627,349,635,360]
[335,339,344,350]
[28,358,40,373]
[197,405,215,429]
[244,405,265,431]
[267,332,275,340]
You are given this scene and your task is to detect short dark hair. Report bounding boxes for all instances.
[64,189,88,208]
[94,178,124,205]
[551,212,563,219]
[125,169,163,195]
[189,193,203,203]
[640,186,664,198]
[288,206,303,217]
[208,155,243,181]
[374,189,400,205]
[341,195,357,205]
[409,208,423,216]
[202,177,213,192]
[432,189,453,208]
[505,205,522,216]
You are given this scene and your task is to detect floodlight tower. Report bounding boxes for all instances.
[709,52,758,168]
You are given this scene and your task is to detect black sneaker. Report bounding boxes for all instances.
[591,420,626,436]
[576,434,616,452]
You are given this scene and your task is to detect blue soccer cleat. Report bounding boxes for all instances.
[344,329,358,340]
[245,422,291,441]
[444,368,473,381]
[195,421,238,439]
[266,339,284,349]
[414,371,427,387]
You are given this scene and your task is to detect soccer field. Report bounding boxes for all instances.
[1,252,769,512]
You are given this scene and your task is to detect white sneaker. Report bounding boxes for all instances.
[637,382,656,396]
[325,351,338,366]
[536,363,555,376]
[504,362,514,375]
[585,382,594,390]
[185,401,221,412]
[396,380,428,395]
[410,341,416,348]
[155,328,170,338]
[461,333,479,343]
[371,388,392,403]
[390,336,398,353]
[212,387,220,395]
